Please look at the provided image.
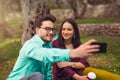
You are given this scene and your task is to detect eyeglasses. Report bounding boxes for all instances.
[40,27,56,32]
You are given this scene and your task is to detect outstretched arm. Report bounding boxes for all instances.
[70,39,100,58]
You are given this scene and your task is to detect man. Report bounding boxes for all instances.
[7,14,99,80]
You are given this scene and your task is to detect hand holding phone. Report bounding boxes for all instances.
[91,42,107,53]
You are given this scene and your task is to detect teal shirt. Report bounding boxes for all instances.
[7,35,70,80]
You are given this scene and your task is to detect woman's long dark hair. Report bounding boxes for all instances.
[58,19,81,48]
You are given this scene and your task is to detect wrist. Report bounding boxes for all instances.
[71,63,75,68]
[73,73,80,79]
[70,49,79,58]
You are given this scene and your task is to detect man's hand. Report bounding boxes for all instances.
[70,39,100,58]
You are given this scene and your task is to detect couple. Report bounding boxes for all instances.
[7,14,100,80]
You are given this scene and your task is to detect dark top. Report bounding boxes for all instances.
[52,39,90,80]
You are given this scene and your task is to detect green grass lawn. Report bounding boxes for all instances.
[6,17,120,25]
[55,17,119,24]
[6,20,23,25]
[0,38,21,80]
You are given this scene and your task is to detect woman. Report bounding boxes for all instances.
[52,19,90,80]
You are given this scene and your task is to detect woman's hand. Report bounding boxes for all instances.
[73,73,89,80]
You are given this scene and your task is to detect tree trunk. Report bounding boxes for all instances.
[79,0,88,19]
[56,0,62,8]
[21,0,50,45]
[68,0,88,19]
[68,0,79,19]
[0,0,8,23]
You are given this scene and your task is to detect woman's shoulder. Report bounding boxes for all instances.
[52,39,59,48]
[52,39,59,44]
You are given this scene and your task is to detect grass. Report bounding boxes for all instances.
[0,38,21,80]
[80,34,120,75]
[6,20,23,25]
[6,17,119,26]
[55,17,119,24]
[0,38,21,59]
[75,17,119,24]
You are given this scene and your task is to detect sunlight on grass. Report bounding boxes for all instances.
[6,20,23,25]
[0,38,21,59]
[0,38,20,48]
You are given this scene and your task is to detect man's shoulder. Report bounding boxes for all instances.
[23,38,42,47]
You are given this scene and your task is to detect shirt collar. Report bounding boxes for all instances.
[34,35,51,47]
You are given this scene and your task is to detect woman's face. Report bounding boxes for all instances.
[61,22,74,40]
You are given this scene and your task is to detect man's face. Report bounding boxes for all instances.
[36,20,55,42]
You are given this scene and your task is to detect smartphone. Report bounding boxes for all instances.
[91,42,107,53]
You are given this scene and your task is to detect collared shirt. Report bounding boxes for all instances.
[7,35,70,80]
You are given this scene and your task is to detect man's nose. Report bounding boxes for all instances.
[49,30,54,34]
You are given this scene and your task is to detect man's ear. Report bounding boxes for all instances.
[35,27,40,33]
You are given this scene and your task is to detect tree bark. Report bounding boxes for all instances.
[21,0,50,45]
[68,0,79,19]
[68,0,88,19]
[79,0,88,19]
[0,0,8,23]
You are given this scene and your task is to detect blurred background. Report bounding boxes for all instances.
[0,0,120,79]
